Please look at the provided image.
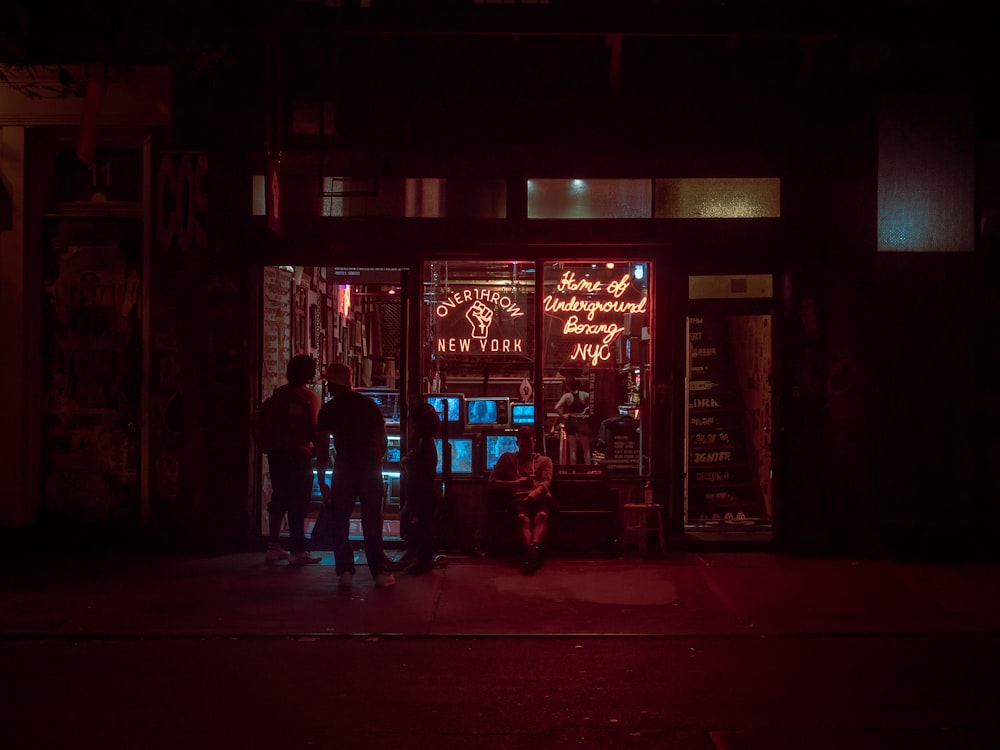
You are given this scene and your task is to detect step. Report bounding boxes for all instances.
[688,465,754,485]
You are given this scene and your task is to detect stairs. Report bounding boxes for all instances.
[686,315,767,527]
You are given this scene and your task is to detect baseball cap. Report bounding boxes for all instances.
[326,363,353,389]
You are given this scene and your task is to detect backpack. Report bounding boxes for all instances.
[251,386,303,453]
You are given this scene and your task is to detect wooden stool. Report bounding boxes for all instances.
[621,503,666,556]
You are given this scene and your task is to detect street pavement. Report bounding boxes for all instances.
[3,549,1000,750]
[3,549,1000,638]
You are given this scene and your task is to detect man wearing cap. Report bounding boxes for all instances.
[488,426,555,574]
[316,363,395,589]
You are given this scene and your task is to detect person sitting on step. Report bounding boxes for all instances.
[488,426,555,574]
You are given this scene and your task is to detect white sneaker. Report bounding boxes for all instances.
[338,571,354,589]
[264,545,289,562]
[374,572,396,588]
[288,551,322,566]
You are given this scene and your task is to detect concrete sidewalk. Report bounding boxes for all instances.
[3,550,1000,639]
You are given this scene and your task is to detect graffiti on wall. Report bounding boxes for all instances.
[41,223,142,520]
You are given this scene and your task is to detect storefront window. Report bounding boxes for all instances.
[527,179,652,219]
[654,178,780,218]
[421,259,652,476]
[422,261,537,467]
[541,261,652,475]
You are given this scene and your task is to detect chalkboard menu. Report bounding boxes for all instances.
[262,266,292,398]
[600,415,640,473]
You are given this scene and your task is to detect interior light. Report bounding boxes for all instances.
[606,262,615,269]
[634,265,645,280]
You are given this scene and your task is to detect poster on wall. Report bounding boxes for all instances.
[41,220,143,521]
[262,266,292,398]
[260,265,294,531]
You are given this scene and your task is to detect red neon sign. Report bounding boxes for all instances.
[544,270,647,366]
[434,287,527,355]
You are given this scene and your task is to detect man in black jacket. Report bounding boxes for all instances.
[316,363,395,589]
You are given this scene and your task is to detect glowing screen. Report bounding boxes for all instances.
[435,438,475,474]
[485,434,519,470]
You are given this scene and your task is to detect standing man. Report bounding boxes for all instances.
[259,354,323,566]
[488,426,555,574]
[316,363,395,589]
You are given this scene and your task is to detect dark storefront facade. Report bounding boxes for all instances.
[255,177,783,555]
[3,6,998,558]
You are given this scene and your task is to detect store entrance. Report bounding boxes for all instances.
[259,265,407,548]
[683,309,774,537]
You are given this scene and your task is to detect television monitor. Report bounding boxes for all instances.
[465,397,510,428]
[384,434,401,465]
[510,402,535,425]
[424,393,465,426]
[435,437,475,475]
[356,389,400,424]
[485,433,519,470]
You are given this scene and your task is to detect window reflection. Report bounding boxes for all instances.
[527,179,652,219]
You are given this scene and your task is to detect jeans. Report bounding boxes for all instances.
[329,463,387,576]
[267,449,314,554]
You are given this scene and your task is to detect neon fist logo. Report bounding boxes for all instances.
[436,289,525,354]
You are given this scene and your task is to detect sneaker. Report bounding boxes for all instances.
[522,544,541,574]
[520,547,535,575]
[264,545,289,562]
[432,554,449,569]
[374,572,397,588]
[287,551,322,566]
[338,571,354,589]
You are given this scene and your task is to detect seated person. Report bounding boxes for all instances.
[488,426,555,574]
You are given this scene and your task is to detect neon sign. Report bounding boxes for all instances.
[339,284,351,317]
[434,287,526,355]
[544,270,648,366]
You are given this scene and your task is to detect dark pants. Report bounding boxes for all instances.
[402,482,439,563]
[266,450,313,554]
[329,462,388,576]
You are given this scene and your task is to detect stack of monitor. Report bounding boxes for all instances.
[422,393,537,476]
[424,394,535,430]
[334,391,540,476]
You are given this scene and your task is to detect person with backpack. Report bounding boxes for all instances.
[253,354,324,565]
[315,363,395,589]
